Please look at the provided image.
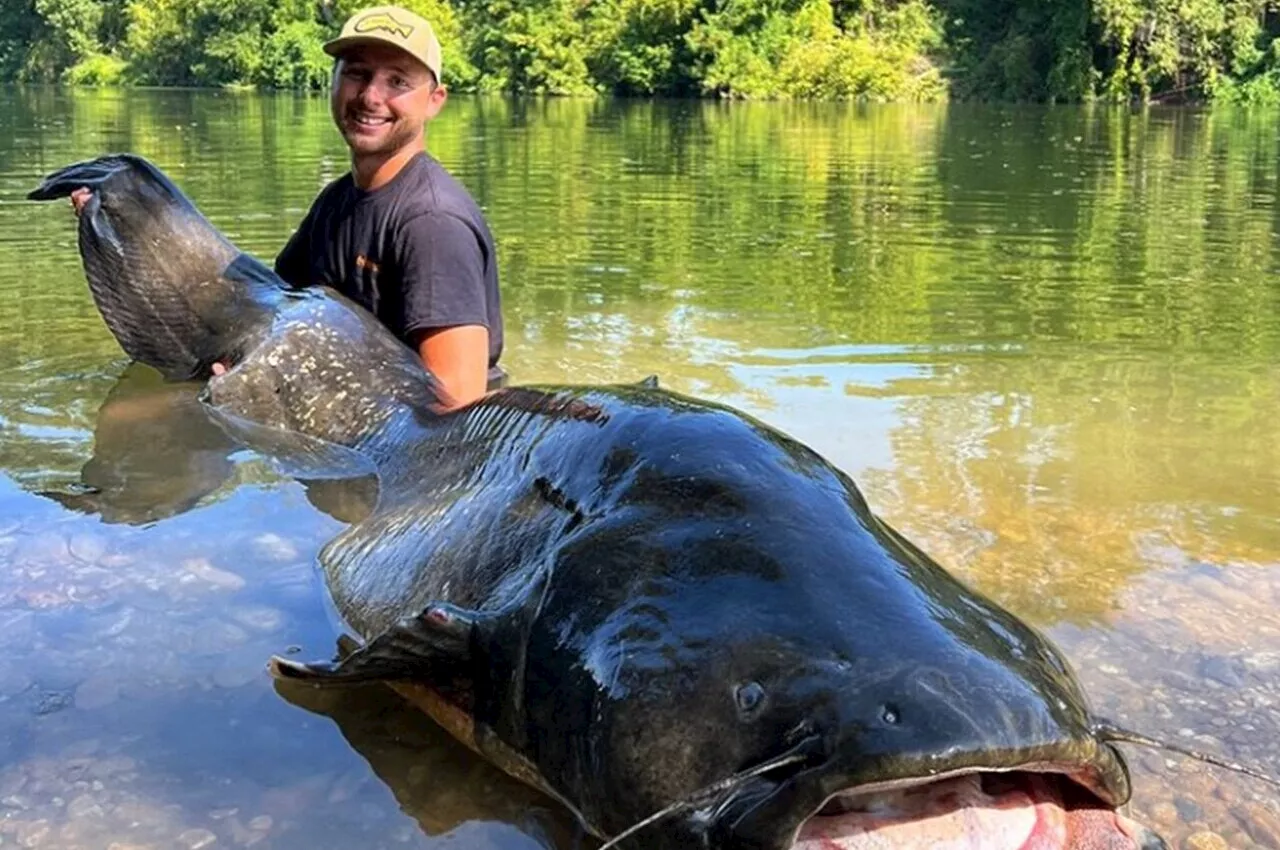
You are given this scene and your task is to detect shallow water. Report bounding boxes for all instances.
[0,87,1278,848]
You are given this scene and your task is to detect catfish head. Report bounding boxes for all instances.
[571,518,1169,850]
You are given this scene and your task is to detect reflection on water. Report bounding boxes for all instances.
[34,363,241,525]
[0,89,1277,848]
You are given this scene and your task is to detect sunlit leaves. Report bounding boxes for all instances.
[1,0,1279,99]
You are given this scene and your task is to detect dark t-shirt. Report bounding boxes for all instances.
[274,152,505,387]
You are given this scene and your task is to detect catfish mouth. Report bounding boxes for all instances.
[790,770,1166,849]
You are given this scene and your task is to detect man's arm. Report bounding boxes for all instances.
[410,324,490,410]
[399,212,494,411]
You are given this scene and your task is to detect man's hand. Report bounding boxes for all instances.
[70,187,91,216]
[411,324,490,411]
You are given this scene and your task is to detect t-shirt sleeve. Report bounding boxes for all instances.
[398,212,491,337]
[273,205,316,288]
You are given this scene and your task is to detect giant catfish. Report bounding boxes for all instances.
[29,154,1275,849]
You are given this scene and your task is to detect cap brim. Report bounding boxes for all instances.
[322,35,440,81]
[323,34,402,57]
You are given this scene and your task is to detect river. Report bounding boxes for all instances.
[0,87,1277,848]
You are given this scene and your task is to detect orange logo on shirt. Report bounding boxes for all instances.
[356,254,380,274]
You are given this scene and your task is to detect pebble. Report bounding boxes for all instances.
[212,664,257,690]
[65,793,103,819]
[14,819,50,847]
[178,828,217,849]
[0,772,26,797]
[1175,769,1219,802]
[67,533,108,564]
[189,621,249,656]
[88,756,136,779]
[1149,801,1178,827]
[251,533,298,562]
[1186,576,1255,610]
[1244,652,1280,673]
[181,559,246,592]
[1197,656,1244,688]
[62,756,97,780]
[228,606,284,634]
[14,533,71,567]
[0,608,35,650]
[1174,797,1204,823]
[1239,803,1280,847]
[35,691,72,715]
[1161,670,1202,692]
[74,675,120,710]
[247,815,272,831]
[19,587,68,609]
[327,769,368,803]
[59,817,104,843]
[226,817,259,845]
[1182,831,1228,850]
[0,662,34,697]
[92,608,135,640]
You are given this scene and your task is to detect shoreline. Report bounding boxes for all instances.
[0,80,1257,108]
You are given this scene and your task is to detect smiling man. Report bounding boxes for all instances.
[273,5,506,409]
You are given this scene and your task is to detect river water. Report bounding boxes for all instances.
[0,87,1277,848]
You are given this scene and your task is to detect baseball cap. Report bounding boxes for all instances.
[323,5,443,83]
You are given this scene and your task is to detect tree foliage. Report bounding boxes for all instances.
[1,0,1279,100]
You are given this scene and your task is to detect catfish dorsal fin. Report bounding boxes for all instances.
[267,602,480,686]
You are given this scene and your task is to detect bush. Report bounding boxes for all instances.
[62,51,128,84]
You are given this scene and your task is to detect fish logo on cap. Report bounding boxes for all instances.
[353,11,415,39]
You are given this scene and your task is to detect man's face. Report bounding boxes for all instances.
[330,42,447,157]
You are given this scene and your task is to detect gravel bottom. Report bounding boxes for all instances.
[1055,557,1280,850]
[0,499,1276,849]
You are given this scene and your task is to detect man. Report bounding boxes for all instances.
[70,4,504,412]
[274,5,505,409]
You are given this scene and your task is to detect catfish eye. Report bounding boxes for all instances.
[735,681,766,716]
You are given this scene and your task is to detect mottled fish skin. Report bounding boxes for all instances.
[30,155,1154,850]
[204,288,437,451]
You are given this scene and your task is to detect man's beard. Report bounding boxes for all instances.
[345,120,419,157]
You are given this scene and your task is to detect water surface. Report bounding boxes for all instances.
[0,88,1278,848]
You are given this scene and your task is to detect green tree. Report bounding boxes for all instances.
[2,0,1280,101]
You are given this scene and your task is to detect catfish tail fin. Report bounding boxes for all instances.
[27,154,146,201]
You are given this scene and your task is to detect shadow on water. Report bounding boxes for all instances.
[32,363,240,525]
[30,362,382,529]
[274,678,591,850]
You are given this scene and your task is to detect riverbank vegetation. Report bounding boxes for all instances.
[2,0,1280,103]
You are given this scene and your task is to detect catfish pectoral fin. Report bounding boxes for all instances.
[267,655,354,684]
[266,602,480,687]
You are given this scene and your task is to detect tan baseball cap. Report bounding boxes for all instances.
[323,5,443,82]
